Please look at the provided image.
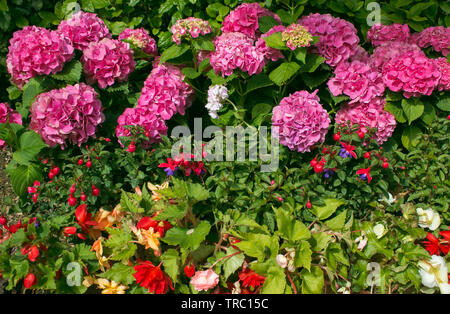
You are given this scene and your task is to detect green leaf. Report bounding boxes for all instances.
[325,210,348,231]
[401,98,424,125]
[263,32,286,50]
[51,60,82,84]
[22,77,53,109]
[182,67,201,79]
[162,221,211,250]
[269,62,300,86]
[159,44,189,64]
[100,263,135,285]
[12,131,47,165]
[300,266,324,294]
[8,163,42,197]
[401,125,422,150]
[120,190,144,214]
[251,103,272,120]
[294,47,307,63]
[235,233,279,262]
[385,101,407,123]
[299,54,325,73]
[407,2,433,18]
[245,75,274,95]
[311,199,345,220]
[192,38,214,51]
[436,97,450,112]
[222,247,244,281]
[161,249,180,284]
[421,104,436,125]
[274,207,310,241]
[261,266,286,294]
[258,15,280,33]
[295,241,312,271]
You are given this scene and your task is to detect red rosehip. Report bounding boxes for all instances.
[80,193,87,202]
[127,142,136,153]
[382,162,389,169]
[306,201,312,209]
[333,133,341,141]
[24,273,37,289]
[313,164,323,173]
[364,152,371,159]
[86,160,92,169]
[68,195,77,207]
[92,188,100,197]
[184,264,196,278]
[310,159,318,167]
[77,159,84,165]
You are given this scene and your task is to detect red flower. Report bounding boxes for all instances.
[184,264,195,278]
[133,261,173,294]
[340,141,357,158]
[24,273,37,288]
[75,204,98,234]
[28,245,39,262]
[424,228,450,256]
[238,268,265,289]
[137,216,172,237]
[356,167,372,183]
[424,233,441,256]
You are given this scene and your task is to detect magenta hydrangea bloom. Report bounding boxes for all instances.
[57,11,111,50]
[335,97,396,145]
[411,26,450,56]
[348,46,370,63]
[367,23,410,46]
[118,28,157,56]
[137,61,194,120]
[116,106,168,147]
[82,38,135,89]
[255,25,286,62]
[171,17,212,45]
[298,13,359,68]
[435,57,450,92]
[272,90,330,153]
[6,26,74,89]
[0,103,22,149]
[328,60,385,105]
[369,41,424,71]
[382,50,441,98]
[222,2,280,39]
[210,32,266,77]
[29,83,104,149]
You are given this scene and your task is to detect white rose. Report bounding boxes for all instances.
[418,255,450,294]
[417,208,441,230]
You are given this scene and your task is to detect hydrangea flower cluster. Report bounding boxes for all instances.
[6,26,74,88]
[435,57,450,92]
[81,38,135,89]
[205,85,229,119]
[298,13,360,68]
[137,62,194,120]
[369,41,424,71]
[171,17,212,45]
[272,90,330,153]
[335,97,396,145]
[382,50,441,98]
[281,24,314,50]
[0,103,22,149]
[221,2,280,39]
[255,25,285,62]
[210,32,266,77]
[367,23,410,46]
[29,83,104,149]
[116,106,168,147]
[118,28,157,56]
[411,26,450,56]
[57,11,111,50]
[328,60,385,104]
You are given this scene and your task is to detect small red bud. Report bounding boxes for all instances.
[382,162,389,169]
[310,159,318,168]
[69,184,76,195]
[48,172,55,179]
[32,194,38,203]
[68,195,77,207]
[306,201,312,209]
[52,167,60,176]
[184,264,196,278]
[333,133,341,141]
[364,152,371,159]
[313,164,323,173]
[92,188,100,197]
[77,159,84,165]
[80,193,87,201]
[86,160,92,169]
[127,142,136,153]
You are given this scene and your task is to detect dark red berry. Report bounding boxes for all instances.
[333,133,341,141]
[382,162,389,169]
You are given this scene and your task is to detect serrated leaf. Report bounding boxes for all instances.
[269,62,300,86]
[311,199,345,220]
[300,266,324,294]
[159,44,189,64]
[295,241,312,271]
[263,32,286,50]
[274,207,310,241]
[161,249,180,284]
[325,210,348,231]
[182,67,201,79]
[259,15,280,33]
[162,221,211,250]
[261,266,286,294]
[51,59,82,83]
[100,263,135,285]
[235,233,279,262]
[245,75,274,95]
[401,125,422,150]
[7,163,42,197]
[222,247,244,281]
[13,131,47,165]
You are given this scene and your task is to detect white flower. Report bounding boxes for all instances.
[418,255,450,294]
[378,192,396,205]
[206,85,228,119]
[355,233,368,251]
[417,207,441,231]
[373,224,387,239]
[276,254,288,268]
[337,282,351,294]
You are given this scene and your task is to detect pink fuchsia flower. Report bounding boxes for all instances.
[382,50,441,98]
[81,38,135,89]
[255,25,285,62]
[222,2,280,39]
[116,106,168,148]
[171,17,212,45]
[118,28,157,56]
[281,24,314,50]
[57,11,111,50]
[356,167,372,183]
[298,13,359,68]
[6,26,74,89]
[335,97,396,145]
[29,83,104,149]
[272,90,330,153]
[435,57,450,92]
[369,41,424,71]
[328,60,385,105]
[367,23,410,46]
[0,103,22,149]
[210,32,266,77]
[411,26,450,56]
[137,61,194,120]
[190,269,220,291]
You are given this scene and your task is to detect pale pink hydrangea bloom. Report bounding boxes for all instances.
[281,24,314,50]
[29,83,104,149]
[367,23,410,46]
[411,26,450,56]
[434,57,450,92]
[116,106,168,147]
[81,38,135,89]
[190,269,219,291]
[272,90,330,153]
[255,25,286,62]
[369,41,424,71]
[57,11,111,50]
[328,60,385,104]
[221,2,280,39]
[118,28,157,56]
[298,13,359,68]
[0,103,22,149]
[137,61,194,120]
[335,97,396,145]
[382,50,441,98]
[6,26,74,89]
[210,32,266,77]
[171,17,212,45]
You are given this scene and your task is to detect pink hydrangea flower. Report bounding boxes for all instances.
[411,26,450,56]
[369,41,424,71]
[348,46,370,63]
[210,32,266,77]
[281,23,314,50]
[81,38,135,89]
[272,90,330,153]
[328,60,385,104]
[118,28,157,56]
[222,2,280,39]
[0,103,22,149]
[255,25,286,62]
[57,11,111,50]
[29,83,104,149]
[367,23,410,46]
[298,13,360,68]
[171,17,212,45]
[137,61,194,120]
[335,97,396,145]
[382,50,441,98]
[190,269,219,291]
[435,57,450,92]
[6,26,74,89]
[116,106,168,147]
